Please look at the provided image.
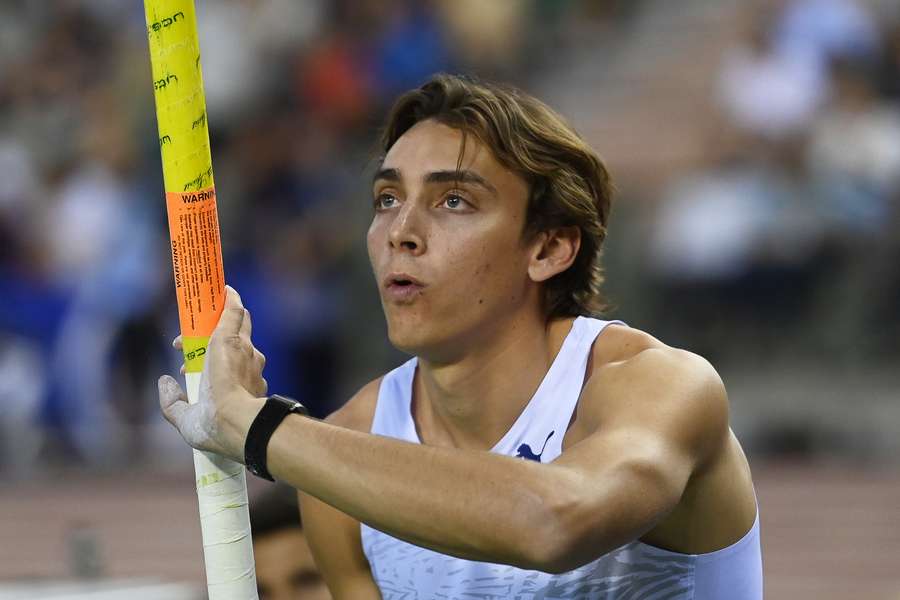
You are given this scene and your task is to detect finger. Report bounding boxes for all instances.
[158,375,189,429]
[224,286,252,339]
[239,306,252,339]
[225,285,243,309]
[256,377,268,397]
[213,304,245,340]
[254,350,266,370]
[172,335,182,350]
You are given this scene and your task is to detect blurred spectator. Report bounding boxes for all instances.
[773,0,880,65]
[648,136,830,360]
[436,0,529,74]
[717,8,827,141]
[369,3,454,101]
[296,36,372,129]
[875,19,900,99]
[250,484,329,600]
[196,1,268,123]
[802,54,900,357]
[0,333,46,474]
[807,56,900,233]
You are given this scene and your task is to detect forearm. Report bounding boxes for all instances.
[262,412,568,568]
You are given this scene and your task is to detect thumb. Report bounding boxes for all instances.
[158,375,189,429]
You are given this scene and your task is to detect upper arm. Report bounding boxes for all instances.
[300,379,382,599]
[546,347,729,568]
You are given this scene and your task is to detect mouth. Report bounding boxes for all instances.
[383,273,426,302]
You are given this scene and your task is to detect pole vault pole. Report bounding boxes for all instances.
[144,2,258,597]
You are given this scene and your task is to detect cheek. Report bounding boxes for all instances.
[444,230,526,293]
[366,220,382,264]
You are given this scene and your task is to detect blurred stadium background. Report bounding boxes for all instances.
[1,0,899,598]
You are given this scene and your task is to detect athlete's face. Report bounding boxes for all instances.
[367,119,539,359]
[253,528,329,600]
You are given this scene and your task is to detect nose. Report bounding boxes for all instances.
[388,200,426,255]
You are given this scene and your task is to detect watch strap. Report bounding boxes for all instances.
[244,394,308,481]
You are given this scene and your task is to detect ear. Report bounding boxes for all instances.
[527,226,581,283]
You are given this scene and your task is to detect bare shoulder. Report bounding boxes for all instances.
[324,376,382,433]
[589,324,726,406]
[584,324,729,460]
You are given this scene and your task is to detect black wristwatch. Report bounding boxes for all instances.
[244,394,309,481]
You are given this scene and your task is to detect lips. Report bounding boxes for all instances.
[383,272,426,302]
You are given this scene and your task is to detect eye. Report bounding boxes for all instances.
[442,192,470,210]
[374,192,397,211]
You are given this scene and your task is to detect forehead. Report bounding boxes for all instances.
[381,119,527,194]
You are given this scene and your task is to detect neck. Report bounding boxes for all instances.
[413,309,575,451]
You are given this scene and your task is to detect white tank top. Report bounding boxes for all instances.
[361,316,763,599]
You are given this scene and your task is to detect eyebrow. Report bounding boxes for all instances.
[373,167,498,196]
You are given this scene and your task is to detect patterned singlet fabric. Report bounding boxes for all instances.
[361,316,763,599]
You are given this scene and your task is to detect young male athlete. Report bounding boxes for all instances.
[159,74,762,599]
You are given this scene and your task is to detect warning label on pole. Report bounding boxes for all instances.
[166,185,225,339]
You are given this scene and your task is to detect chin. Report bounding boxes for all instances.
[386,316,478,364]
[387,312,467,360]
[384,313,430,354]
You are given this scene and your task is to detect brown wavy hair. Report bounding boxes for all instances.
[380,74,613,318]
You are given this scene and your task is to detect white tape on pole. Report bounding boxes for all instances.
[186,373,257,598]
